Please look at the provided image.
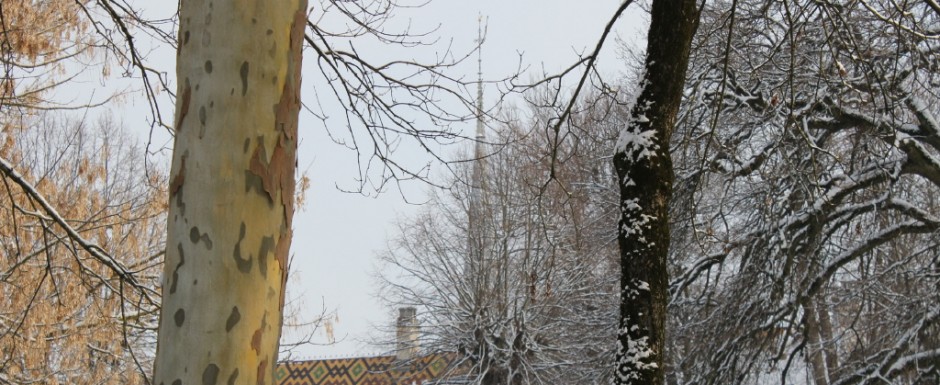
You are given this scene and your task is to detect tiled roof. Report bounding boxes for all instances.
[275,353,459,385]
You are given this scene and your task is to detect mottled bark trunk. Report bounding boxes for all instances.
[613,1,699,384]
[152,1,307,385]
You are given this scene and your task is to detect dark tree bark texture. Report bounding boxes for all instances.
[613,1,700,384]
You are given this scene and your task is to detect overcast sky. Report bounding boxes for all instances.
[107,0,647,360]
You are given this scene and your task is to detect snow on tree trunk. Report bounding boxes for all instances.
[152,1,307,384]
[613,1,699,384]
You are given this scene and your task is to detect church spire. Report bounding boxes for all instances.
[473,14,485,160]
[470,14,486,202]
[468,14,486,270]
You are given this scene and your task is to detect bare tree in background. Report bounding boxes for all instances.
[0,114,165,385]
[669,1,940,384]
[379,95,624,385]
[470,2,701,383]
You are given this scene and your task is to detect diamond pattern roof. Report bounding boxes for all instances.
[275,353,458,385]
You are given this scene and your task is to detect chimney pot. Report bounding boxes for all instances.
[396,307,419,360]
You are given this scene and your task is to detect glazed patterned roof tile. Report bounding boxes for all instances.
[276,353,459,385]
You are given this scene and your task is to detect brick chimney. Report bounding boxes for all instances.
[395,307,419,360]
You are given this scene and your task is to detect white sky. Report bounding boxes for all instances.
[105,0,646,360]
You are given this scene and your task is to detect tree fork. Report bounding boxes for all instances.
[153,1,307,384]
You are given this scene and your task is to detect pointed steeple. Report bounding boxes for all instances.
[467,14,486,274]
[470,14,486,206]
[474,14,485,161]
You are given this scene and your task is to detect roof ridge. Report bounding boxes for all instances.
[279,352,391,362]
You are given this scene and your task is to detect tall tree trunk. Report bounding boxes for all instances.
[804,292,840,385]
[613,1,699,384]
[816,297,840,379]
[804,297,830,385]
[152,1,307,385]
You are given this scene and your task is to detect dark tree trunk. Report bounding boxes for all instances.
[613,1,700,384]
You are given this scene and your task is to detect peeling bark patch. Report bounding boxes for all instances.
[245,138,267,199]
[176,79,192,132]
[184,30,190,45]
[266,6,306,290]
[275,245,288,312]
[174,308,185,327]
[268,6,306,228]
[190,226,213,250]
[255,359,268,385]
[251,314,267,354]
[170,154,187,198]
[172,152,188,214]
[225,306,240,332]
[243,138,250,153]
[244,172,266,199]
[170,243,185,294]
[204,60,213,73]
[251,328,263,354]
[227,369,238,385]
[275,229,292,282]
[247,135,290,206]
[233,222,252,273]
[240,61,250,96]
[202,364,219,385]
[199,106,207,126]
[173,380,182,385]
[257,235,274,277]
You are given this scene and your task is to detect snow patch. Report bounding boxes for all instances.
[616,327,658,382]
[623,280,651,299]
[616,125,659,161]
[910,96,940,137]
[613,65,658,162]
